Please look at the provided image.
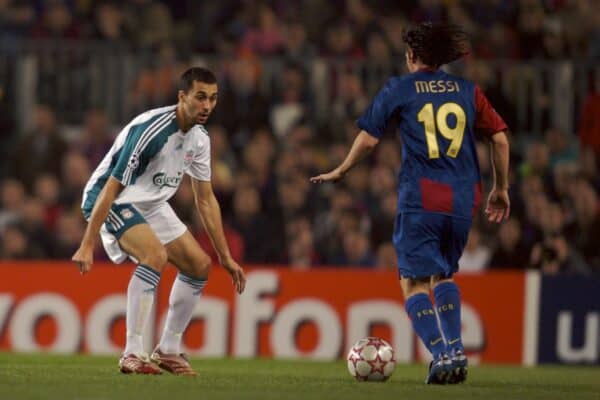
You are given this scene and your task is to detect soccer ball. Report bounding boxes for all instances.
[347,337,396,382]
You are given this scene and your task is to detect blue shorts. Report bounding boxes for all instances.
[393,212,471,279]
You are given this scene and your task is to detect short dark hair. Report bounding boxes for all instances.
[402,23,469,68]
[179,67,217,93]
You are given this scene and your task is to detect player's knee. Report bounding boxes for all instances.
[141,247,169,271]
[195,254,212,277]
[402,277,430,297]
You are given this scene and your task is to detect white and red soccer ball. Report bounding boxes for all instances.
[347,337,396,382]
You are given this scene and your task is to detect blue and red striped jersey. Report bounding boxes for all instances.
[357,69,507,219]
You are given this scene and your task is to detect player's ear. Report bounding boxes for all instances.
[407,48,417,64]
[178,90,186,102]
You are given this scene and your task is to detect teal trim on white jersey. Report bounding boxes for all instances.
[81,104,212,216]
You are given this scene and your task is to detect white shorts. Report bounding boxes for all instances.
[99,202,187,264]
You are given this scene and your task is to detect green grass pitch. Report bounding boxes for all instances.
[0,353,598,400]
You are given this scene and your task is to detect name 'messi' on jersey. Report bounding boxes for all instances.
[81,105,211,219]
[414,80,460,93]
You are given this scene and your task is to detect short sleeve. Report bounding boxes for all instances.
[474,85,508,136]
[186,135,211,181]
[356,78,402,139]
[111,126,143,186]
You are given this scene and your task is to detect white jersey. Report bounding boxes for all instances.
[82,105,211,217]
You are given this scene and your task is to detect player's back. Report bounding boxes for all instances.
[396,69,481,219]
[359,69,507,219]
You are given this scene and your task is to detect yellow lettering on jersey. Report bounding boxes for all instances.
[417,102,467,159]
[415,80,460,93]
[415,81,428,93]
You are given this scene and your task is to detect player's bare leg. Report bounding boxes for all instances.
[117,224,168,375]
[401,277,452,384]
[431,276,468,383]
[151,230,211,376]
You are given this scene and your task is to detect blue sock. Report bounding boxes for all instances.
[405,293,446,359]
[433,281,463,353]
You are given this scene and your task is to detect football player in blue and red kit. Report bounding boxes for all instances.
[311,23,510,384]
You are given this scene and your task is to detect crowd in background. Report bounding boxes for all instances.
[0,0,599,275]
[0,0,598,59]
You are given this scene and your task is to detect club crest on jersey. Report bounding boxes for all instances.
[120,208,134,219]
[153,172,182,189]
[128,153,140,170]
[183,150,194,167]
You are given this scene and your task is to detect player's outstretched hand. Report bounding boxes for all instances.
[222,258,246,294]
[485,188,510,223]
[72,245,94,275]
[309,169,344,184]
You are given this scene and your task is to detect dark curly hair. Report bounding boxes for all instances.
[402,23,469,68]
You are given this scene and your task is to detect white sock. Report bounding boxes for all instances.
[124,264,160,356]
[158,273,207,354]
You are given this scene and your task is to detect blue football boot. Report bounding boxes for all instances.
[425,352,452,384]
[448,349,468,384]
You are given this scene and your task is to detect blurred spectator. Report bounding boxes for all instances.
[516,4,546,59]
[32,174,62,231]
[208,124,236,207]
[370,190,396,248]
[550,162,578,204]
[322,19,364,59]
[488,218,530,269]
[333,230,375,267]
[564,179,600,273]
[578,86,600,157]
[51,211,85,259]
[458,227,491,273]
[578,148,600,191]
[0,0,35,39]
[240,3,284,56]
[59,151,91,210]
[30,0,81,40]
[529,235,589,275]
[519,141,551,183]
[91,1,126,42]
[285,215,318,268]
[330,71,369,135]
[0,178,25,232]
[0,82,15,171]
[193,211,245,265]
[8,104,68,189]
[270,62,309,138]
[19,196,53,256]
[281,19,317,61]
[346,0,382,50]
[214,58,270,147]
[73,109,114,168]
[229,185,282,263]
[130,42,185,112]
[540,17,566,60]
[0,223,45,259]
[124,1,173,50]
[375,242,397,270]
[545,128,578,167]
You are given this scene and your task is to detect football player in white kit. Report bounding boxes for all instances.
[72,67,246,375]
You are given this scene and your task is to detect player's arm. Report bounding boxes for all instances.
[72,177,123,274]
[311,78,398,183]
[310,131,379,183]
[191,178,245,293]
[486,131,510,223]
[474,85,510,223]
